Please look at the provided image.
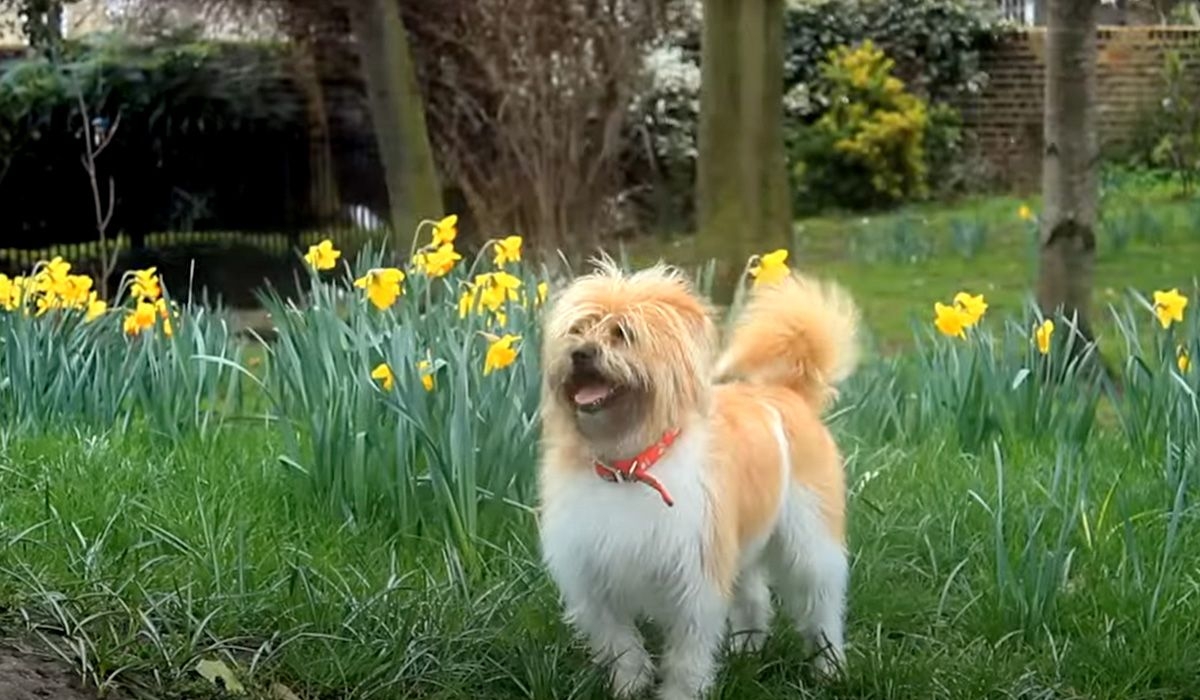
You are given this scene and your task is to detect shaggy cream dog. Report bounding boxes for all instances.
[536,262,861,699]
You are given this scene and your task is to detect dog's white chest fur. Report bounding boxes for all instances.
[539,431,712,622]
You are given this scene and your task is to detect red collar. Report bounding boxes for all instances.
[593,428,681,507]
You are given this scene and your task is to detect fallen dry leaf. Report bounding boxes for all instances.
[195,658,246,695]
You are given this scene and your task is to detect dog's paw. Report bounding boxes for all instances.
[810,647,845,681]
[610,654,654,698]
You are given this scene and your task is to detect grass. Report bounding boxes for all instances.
[627,170,1200,352]
[3,400,1199,698]
[0,174,1199,699]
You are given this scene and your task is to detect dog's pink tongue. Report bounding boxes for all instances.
[573,384,612,405]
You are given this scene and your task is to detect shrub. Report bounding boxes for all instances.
[783,0,998,109]
[791,41,930,211]
[1119,48,1200,197]
[626,12,702,232]
[627,0,1000,224]
[1150,49,1200,196]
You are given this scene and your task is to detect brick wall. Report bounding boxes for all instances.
[960,27,1200,189]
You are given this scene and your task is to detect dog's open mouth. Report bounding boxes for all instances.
[567,373,624,414]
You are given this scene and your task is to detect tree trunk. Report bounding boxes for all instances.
[295,35,341,225]
[697,0,790,279]
[1037,0,1098,343]
[347,0,443,246]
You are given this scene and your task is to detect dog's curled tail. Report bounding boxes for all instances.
[716,274,861,411]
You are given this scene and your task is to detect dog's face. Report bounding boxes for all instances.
[541,264,715,447]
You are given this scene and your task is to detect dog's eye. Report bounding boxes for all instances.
[612,324,630,343]
[568,322,586,336]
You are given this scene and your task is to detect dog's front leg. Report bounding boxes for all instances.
[656,589,727,700]
[568,601,654,697]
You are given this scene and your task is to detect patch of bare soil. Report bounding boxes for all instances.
[0,643,104,700]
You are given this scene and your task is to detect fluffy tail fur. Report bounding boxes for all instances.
[716,274,861,411]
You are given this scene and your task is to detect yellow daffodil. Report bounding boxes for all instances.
[749,249,790,287]
[132,268,162,302]
[304,240,341,271]
[953,292,988,327]
[537,281,549,306]
[84,293,107,323]
[60,273,93,307]
[493,236,523,267]
[1034,319,1054,355]
[37,256,71,286]
[155,298,175,319]
[35,292,60,316]
[417,359,435,392]
[4,276,26,311]
[483,334,521,375]
[1179,346,1191,373]
[1153,288,1188,329]
[0,275,14,311]
[1018,204,1034,222]
[123,301,157,336]
[432,215,458,247]
[458,288,477,319]
[934,302,969,339]
[354,267,406,310]
[29,266,84,314]
[371,362,395,391]
[489,310,508,328]
[47,256,71,278]
[475,271,522,312]
[414,243,462,278]
[154,298,175,337]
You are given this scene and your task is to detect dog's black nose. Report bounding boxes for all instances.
[571,345,598,367]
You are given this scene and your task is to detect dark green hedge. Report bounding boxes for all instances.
[784,0,1002,110]
[0,34,319,249]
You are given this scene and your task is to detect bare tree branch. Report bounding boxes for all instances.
[404,0,665,251]
[75,89,121,298]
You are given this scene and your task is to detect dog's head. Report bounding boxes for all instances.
[541,261,715,447]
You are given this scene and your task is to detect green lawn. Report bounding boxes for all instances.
[0,176,1198,699]
[627,178,1200,353]
[3,396,1198,698]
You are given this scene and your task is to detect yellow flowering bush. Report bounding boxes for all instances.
[792,40,933,210]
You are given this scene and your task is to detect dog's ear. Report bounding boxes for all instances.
[630,265,716,348]
[667,287,716,344]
